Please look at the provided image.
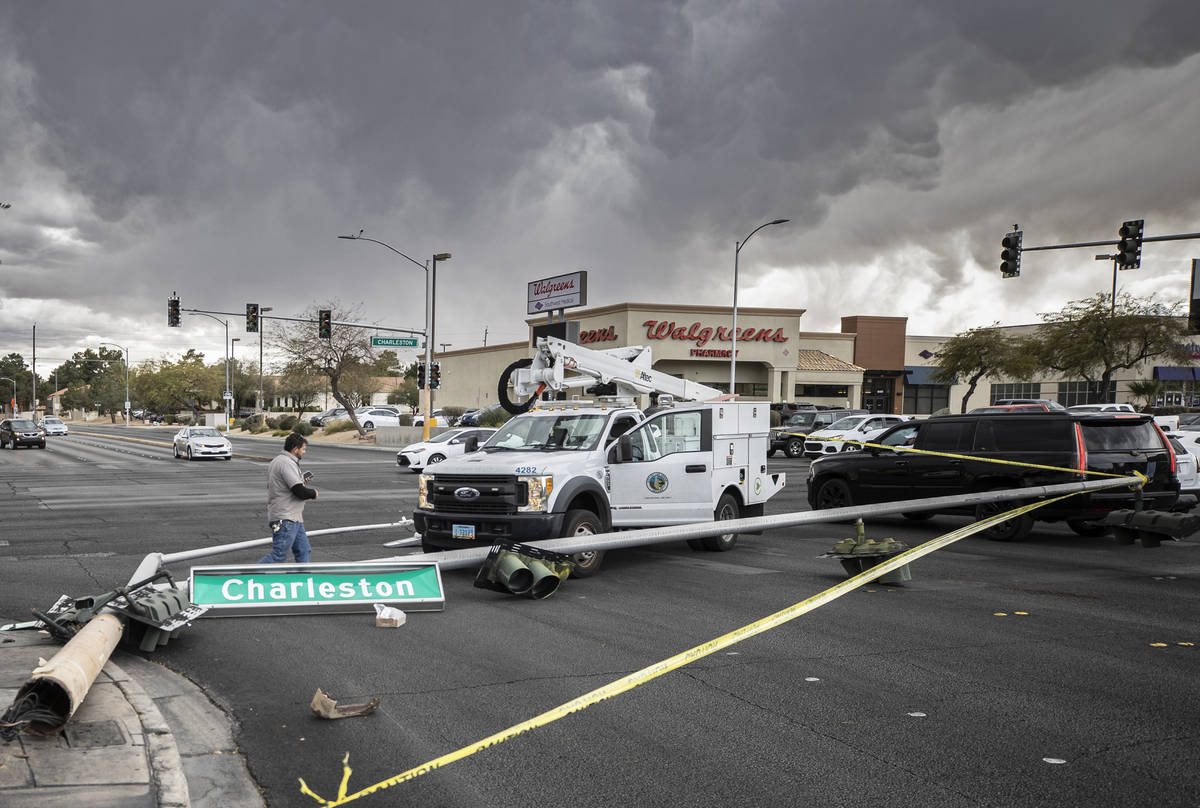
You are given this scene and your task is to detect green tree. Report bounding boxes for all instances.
[369,350,405,376]
[1029,293,1190,400]
[276,360,325,416]
[930,324,1037,413]
[274,303,377,435]
[1127,379,1165,408]
[0,353,31,415]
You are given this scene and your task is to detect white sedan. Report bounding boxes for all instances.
[40,416,69,436]
[803,414,910,458]
[396,427,495,472]
[172,426,233,461]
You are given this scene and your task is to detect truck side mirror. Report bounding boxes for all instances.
[464,436,479,453]
[616,434,634,463]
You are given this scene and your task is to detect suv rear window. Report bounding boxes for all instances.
[1081,421,1162,452]
[974,419,1071,452]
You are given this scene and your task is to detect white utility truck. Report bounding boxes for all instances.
[413,337,786,575]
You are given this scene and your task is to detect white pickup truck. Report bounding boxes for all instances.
[414,399,786,575]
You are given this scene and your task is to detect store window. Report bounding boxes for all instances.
[733,382,768,398]
[795,384,849,398]
[989,382,1041,403]
[1056,381,1115,407]
[903,385,949,415]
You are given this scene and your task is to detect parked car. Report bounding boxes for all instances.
[802,414,909,458]
[1166,436,1200,495]
[770,408,869,458]
[172,426,232,460]
[348,407,405,429]
[144,412,164,424]
[992,398,1067,411]
[807,411,1180,540]
[457,403,506,427]
[39,416,69,436]
[1068,403,1137,414]
[396,427,497,472]
[1,419,47,449]
[411,409,447,427]
[969,404,1053,413]
[310,408,346,426]
[770,402,817,422]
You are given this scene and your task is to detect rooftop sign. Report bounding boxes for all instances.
[528,271,587,314]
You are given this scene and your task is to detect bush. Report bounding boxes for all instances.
[770,410,782,427]
[324,419,357,435]
[442,406,467,423]
[479,407,513,428]
[278,415,298,431]
[397,414,413,426]
[292,421,314,436]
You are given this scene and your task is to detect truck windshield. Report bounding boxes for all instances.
[482,413,608,452]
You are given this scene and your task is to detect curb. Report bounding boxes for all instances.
[108,661,190,808]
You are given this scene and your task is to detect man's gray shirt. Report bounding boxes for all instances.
[267,451,307,522]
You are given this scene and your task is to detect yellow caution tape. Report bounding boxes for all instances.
[297,481,1134,806]
[779,430,1146,484]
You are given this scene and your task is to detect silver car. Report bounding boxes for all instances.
[172,426,233,461]
[39,416,69,436]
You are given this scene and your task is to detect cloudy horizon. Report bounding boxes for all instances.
[4,0,1200,376]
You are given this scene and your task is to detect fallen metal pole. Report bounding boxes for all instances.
[0,613,124,737]
[387,475,1145,570]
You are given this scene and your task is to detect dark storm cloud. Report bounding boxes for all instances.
[3,0,1200,362]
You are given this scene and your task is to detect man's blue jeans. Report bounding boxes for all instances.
[259,519,311,563]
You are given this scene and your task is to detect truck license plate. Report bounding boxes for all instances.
[452,524,476,540]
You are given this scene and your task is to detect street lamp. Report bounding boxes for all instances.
[730,218,790,395]
[187,312,232,425]
[338,231,451,439]
[259,306,273,414]
[0,377,15,416]
[99,341,130,427]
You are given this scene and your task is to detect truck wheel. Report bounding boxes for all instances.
[785,437,805,458]
[813,478,854,510]
[563,509,605,578]
[975,499,1034,541]
[702,492,740,551]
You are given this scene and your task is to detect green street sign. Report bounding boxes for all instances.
[371,337,420,347]
[189,561,445,615]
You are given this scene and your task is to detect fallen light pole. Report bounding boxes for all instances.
[391,475,1152,571]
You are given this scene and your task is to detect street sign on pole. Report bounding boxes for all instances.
[371,337,420,347]
[222,390,234,400]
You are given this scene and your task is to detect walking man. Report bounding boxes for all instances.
[260,432,317,563]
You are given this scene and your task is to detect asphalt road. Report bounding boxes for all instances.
[2,425,1198,807]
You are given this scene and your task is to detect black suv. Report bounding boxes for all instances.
[0,418,47,449]
[771,408,868,458]
[806,412,1179,540]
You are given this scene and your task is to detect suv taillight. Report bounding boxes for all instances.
[1152,423,1177,473]
[1073,422,1087,475]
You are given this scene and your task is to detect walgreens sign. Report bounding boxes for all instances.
[641,320,788,348]
[527,271,587,314]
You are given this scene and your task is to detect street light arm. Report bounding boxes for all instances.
[338,233,428,274]
[737,218,791,254]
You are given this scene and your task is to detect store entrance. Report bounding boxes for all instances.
[862,377,894,413]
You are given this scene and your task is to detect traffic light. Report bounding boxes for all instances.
[430,361,441,389]
[1117,219,1144,269]
[416,362,427,388]
[167,296,181,327]
[318,309,332,339]
[1000,230,1022,278]
[246,303,259,333]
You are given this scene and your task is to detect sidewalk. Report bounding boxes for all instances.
[0,629,263,808]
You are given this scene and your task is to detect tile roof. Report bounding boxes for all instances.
[794,349,864,372]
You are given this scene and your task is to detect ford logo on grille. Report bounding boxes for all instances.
[454,487,481,500]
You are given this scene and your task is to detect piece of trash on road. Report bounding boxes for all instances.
[310,688,380,720]
[373,603,406,628]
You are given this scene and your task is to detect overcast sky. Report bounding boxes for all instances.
[4,0,1200,375]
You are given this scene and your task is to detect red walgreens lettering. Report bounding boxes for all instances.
[642,320,787,344]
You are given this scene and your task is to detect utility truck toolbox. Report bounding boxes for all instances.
[414,336,785,576]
